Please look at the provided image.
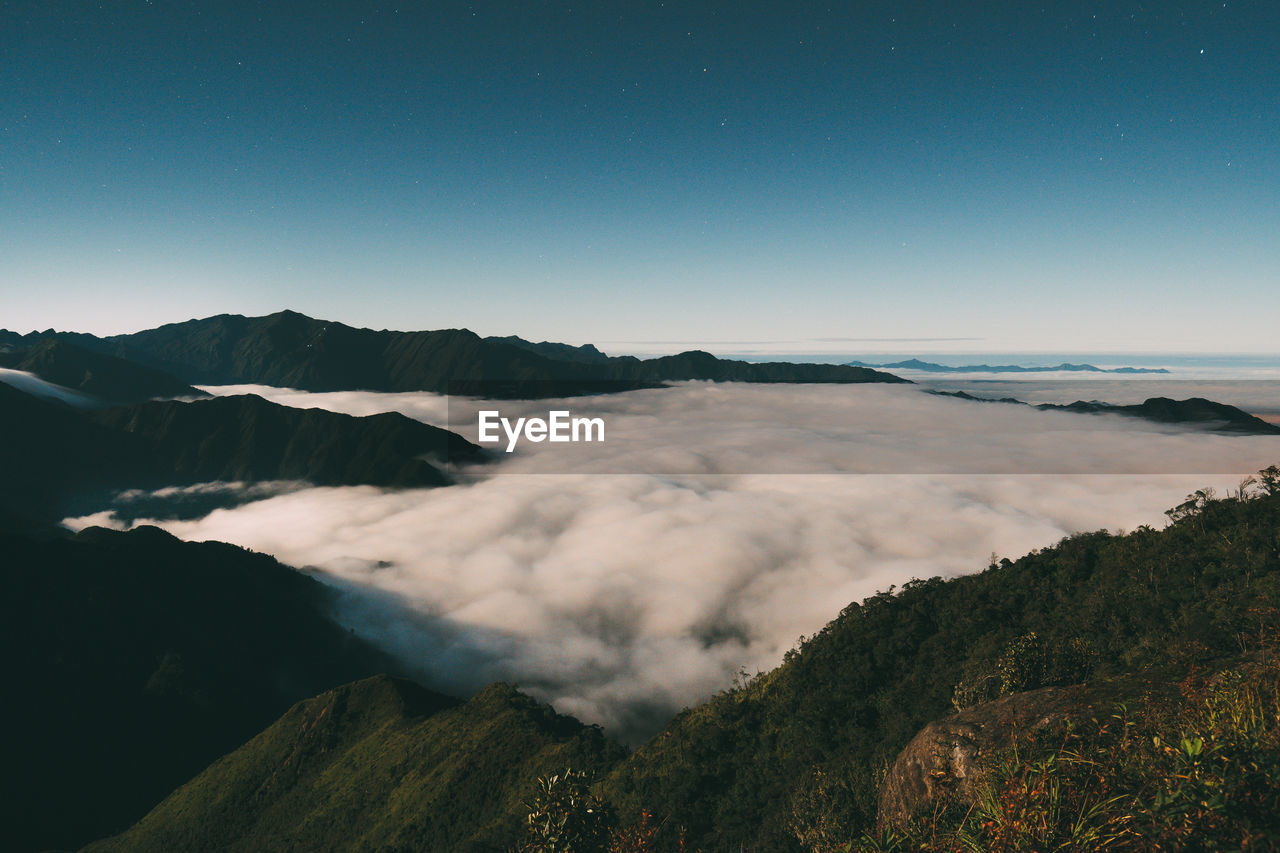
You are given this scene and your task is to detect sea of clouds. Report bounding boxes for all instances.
[66,381,1280,740]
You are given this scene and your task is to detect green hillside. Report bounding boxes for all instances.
[0,524,394,852]
[84,677,625,853]
[601,471,1280,851]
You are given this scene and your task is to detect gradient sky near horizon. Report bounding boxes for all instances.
[3,1,1278,353]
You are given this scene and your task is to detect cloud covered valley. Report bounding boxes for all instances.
[66,382,1280,740]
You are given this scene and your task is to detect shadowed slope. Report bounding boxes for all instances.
[0,337,205,404]
[84,677,625,853]
[0,525,397,853]
[0,383,480,522]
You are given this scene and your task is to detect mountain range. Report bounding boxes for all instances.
[1,310,906,398]
[5,313,1280,850]
[847,357,1171,374]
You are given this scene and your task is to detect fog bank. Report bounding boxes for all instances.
[69,382,1280,739]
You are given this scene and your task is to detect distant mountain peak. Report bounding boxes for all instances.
[847,357,1170,375]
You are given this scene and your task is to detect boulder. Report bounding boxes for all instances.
[877,685,1084,827]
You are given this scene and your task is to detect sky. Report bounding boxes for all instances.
[3,1,1278,352]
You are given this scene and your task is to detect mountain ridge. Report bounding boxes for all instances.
[848,357,1170,374]
[929,389,1280,435]
[0,310,907,395]
[0,382,481,523]
[83,675,625,853]
[0,337,206,404]
[596,479,1280,850]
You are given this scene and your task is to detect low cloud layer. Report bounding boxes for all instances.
[70,382,1280,740]
[0,368,98,407]
[205,381,1280,475]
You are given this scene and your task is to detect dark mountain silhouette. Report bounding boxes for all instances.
[487,335,614,364]
[0,524,399,853]
[0,311,906,395]
[0,381,152,521]
[0,338,205,404]
[0,328,25,350]
[927,389,1026,405]
[849,357,1170,374]
[89,393,482,487]
[634,349,888,383]
[0,383,480,523]
[930,389,1280,435]
[1043,395,1280,434]
[83,677,624,853]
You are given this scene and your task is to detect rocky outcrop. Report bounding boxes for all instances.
[877,685,1086,827]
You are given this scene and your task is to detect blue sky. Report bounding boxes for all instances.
[3,1,1277,353]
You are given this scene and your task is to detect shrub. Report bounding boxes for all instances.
[518,769,615,853]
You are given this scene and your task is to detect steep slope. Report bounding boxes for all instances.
[0,524,398,853]
[0,337,205,404]
[0,383,480,522]
[600,478,1280,851]
[0,381,151,521]
[84,677,625,853]
[89,393,482,488]
[3,311,906,394]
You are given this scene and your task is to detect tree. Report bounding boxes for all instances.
[518,769,615,853]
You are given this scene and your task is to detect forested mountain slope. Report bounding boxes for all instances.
[602,471,1280,851]
[0,525,395,853]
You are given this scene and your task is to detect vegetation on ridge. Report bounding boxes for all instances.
[83,678,625,853]
[849,651,1280,852]
[599,467,1280,851]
